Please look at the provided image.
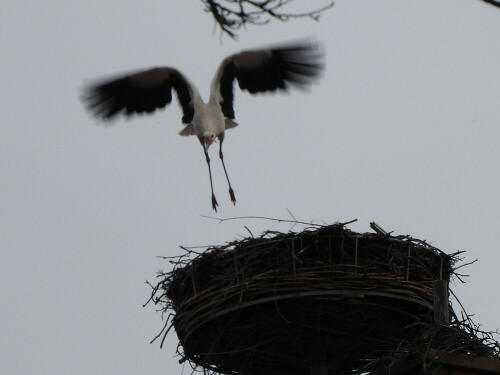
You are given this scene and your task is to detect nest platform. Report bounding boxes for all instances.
[151,223,497,375]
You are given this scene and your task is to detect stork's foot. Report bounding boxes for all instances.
[229,188,236,205]
[211,194,219,211]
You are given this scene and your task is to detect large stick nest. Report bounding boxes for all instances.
[149,222,498,375]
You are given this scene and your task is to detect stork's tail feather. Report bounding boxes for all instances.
[225,119,238,130]
[179,123,195,136]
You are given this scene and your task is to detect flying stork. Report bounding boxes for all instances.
[82,41,323,211]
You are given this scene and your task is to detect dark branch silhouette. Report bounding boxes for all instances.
[482,0,500,8]
[202,0,334,38]
[202,0,500,39]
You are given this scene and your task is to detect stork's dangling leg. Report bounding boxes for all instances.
[201,142,219,211]
[218,136,236,205]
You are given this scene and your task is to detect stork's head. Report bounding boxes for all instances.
[201,131,216,148]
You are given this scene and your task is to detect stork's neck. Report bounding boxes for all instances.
[193,94,206,106]
[209,72,223,104]
[193,95,220,110]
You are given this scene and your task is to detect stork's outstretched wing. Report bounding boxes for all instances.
[82,67,195,124]
[213,41,323,119]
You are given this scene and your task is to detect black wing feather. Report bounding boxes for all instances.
[82,67,194,124]
[219,62,237,119]
[218,42,323,119]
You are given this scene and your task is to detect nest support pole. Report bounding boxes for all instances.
[433,279,450,325]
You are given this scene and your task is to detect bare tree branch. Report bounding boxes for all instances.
[201,0,500,39]
[481,0,500,8]
[202,0,334,39]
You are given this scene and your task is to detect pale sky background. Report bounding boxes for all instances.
[1,1,499,374]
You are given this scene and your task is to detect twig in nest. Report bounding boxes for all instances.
[244,225,254,238]
[370,221,393,236]
[201,214,326,228]
[453,258,478,271]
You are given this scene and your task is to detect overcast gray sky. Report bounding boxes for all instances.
[1,1,499,374]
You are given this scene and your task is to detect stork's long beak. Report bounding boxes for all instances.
[204,136,214,148]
